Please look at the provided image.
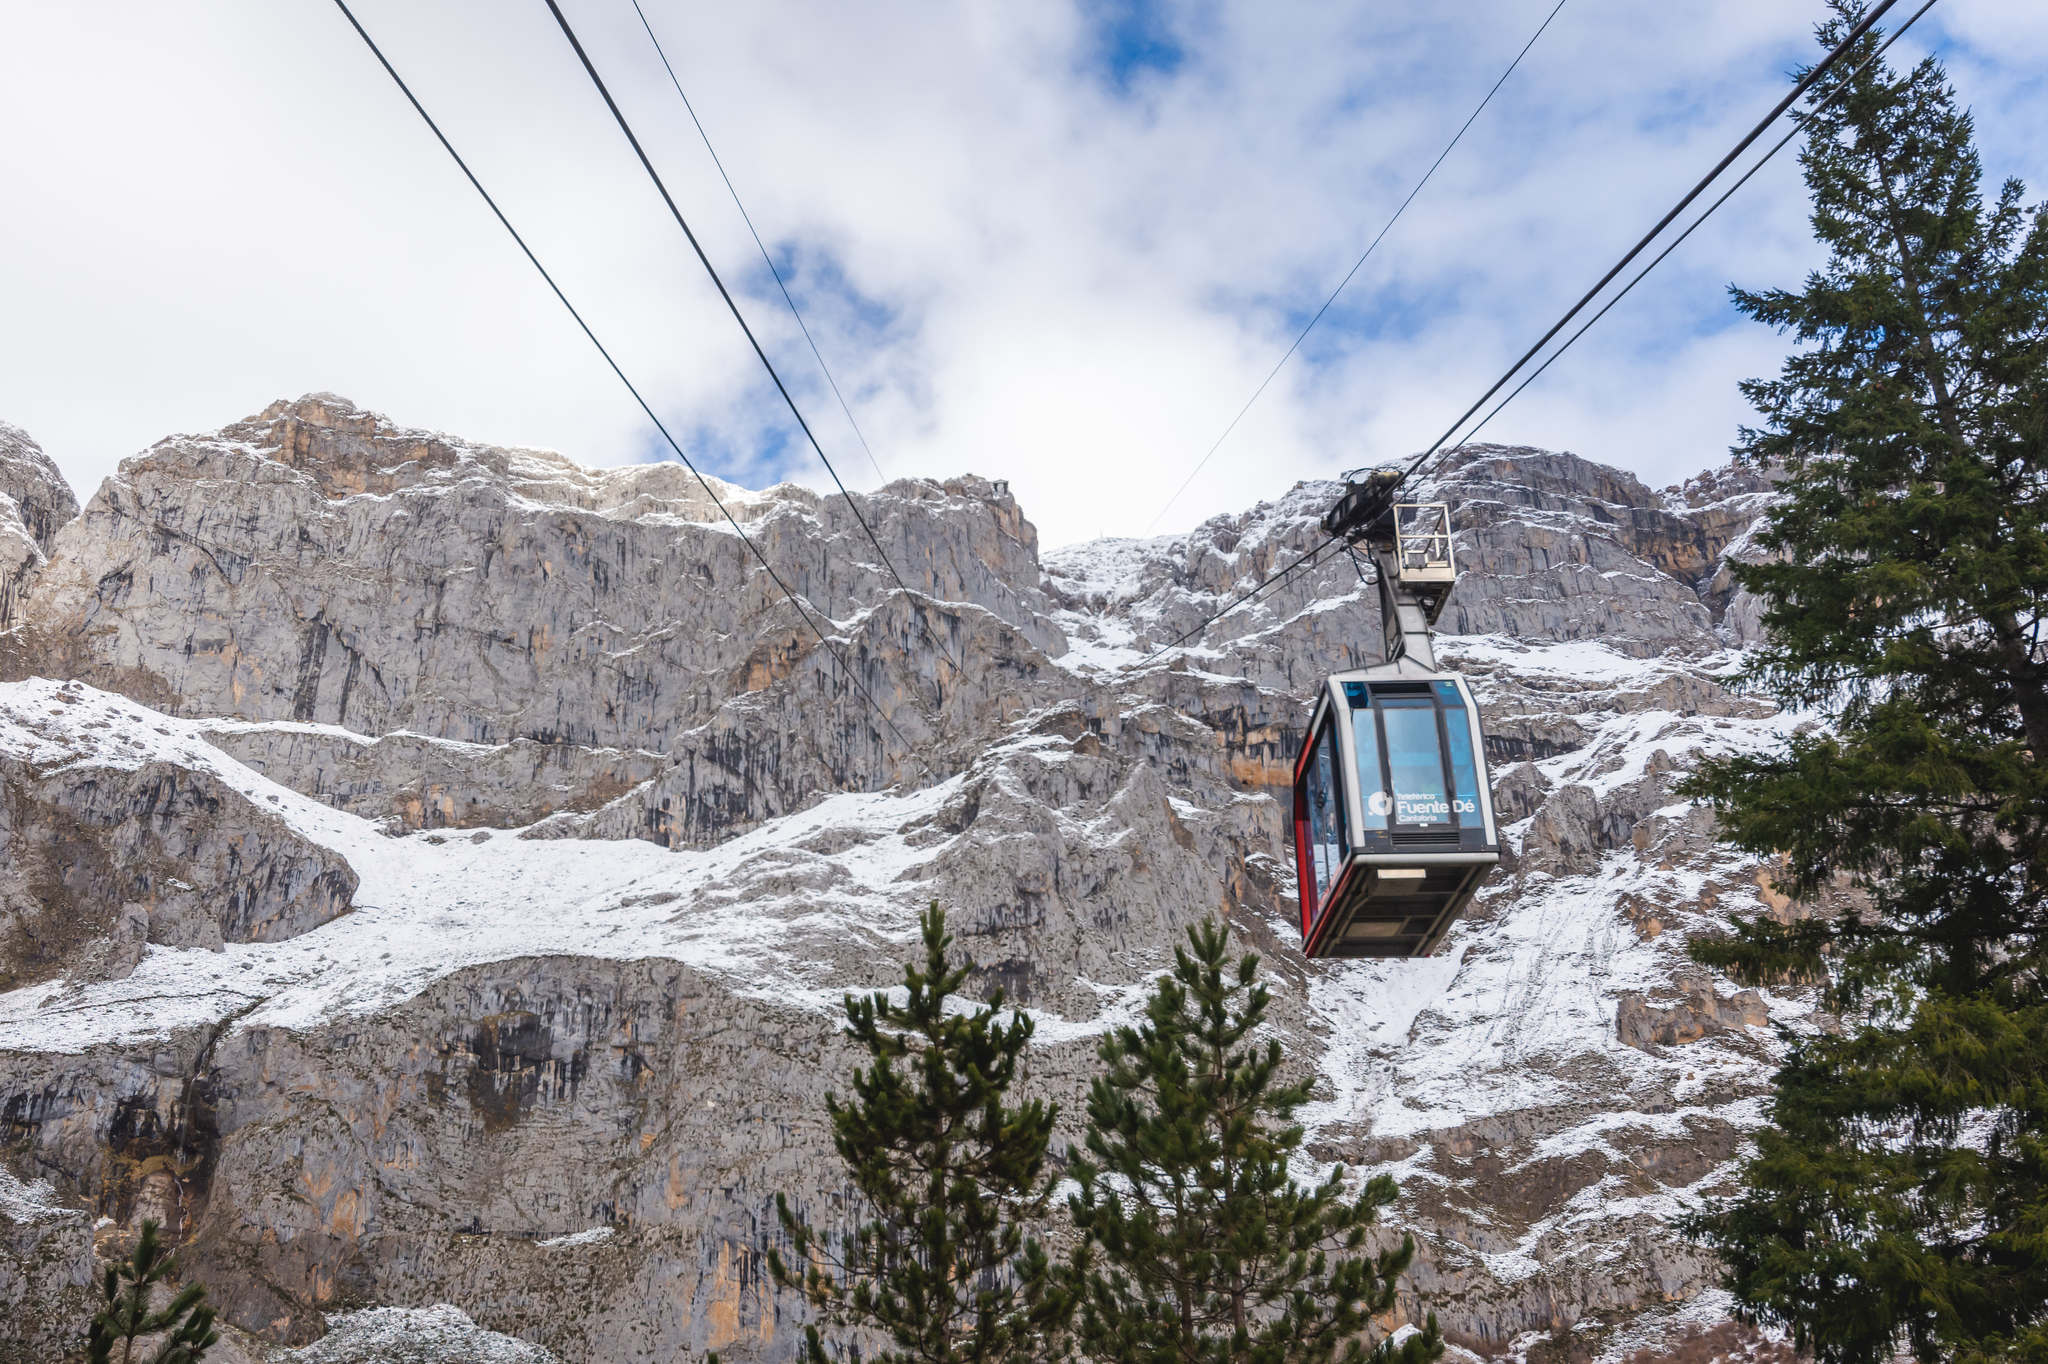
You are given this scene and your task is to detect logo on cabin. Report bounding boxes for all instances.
[1366,790,1392,817]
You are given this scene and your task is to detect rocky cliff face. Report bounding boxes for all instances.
[0,422,79,636]
[0,398,1806,1363]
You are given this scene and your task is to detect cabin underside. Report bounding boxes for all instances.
[1305,860,1493,958]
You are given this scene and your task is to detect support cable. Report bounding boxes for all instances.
[327,0,925,767]
[1426,0,1940,469]
[1135,0,1912,666]
[1136,534,1339,665]
[1345,544,1375,588]
[1145,0,1570,533]
[540,0,966,676]
[628,0,889,487]
[1386,0,1902,491]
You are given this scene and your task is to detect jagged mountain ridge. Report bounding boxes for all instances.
[0,397,1803,1363]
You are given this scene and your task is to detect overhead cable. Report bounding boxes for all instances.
[1136,534,1340,665]
[1136,0,1910,665]
[1388,0,1904,491]
[628,0,889,487]
[327,0,924,766]
[1433,0,1941,464]
[1144,0,1570,533]
[539,0,965,677]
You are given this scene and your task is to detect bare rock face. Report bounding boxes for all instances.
[0,680,357,990]
[0,1166,94,1364]
[0,711,1252,1357]
[1041,443,1764,713]
[555,592,1070,849]
[0,422,78,635]
[1433,449,1722,654]
[1486,761,1553,826]
[1522,783,1611,876]
[0,399,1807,1362]
[27,396,1055,773]
[1618,983,1770,1050]
[1670,462,1782,649]
[198,722,666,833]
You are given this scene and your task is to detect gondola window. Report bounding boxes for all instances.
[1303,721,1344,905]
[1437,681,1482,819]
[1351,702,1388,832]
[1380,698,1451,825]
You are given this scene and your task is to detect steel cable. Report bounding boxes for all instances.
[1388,0,1903,491]
[628,0,889,488]
[1146,0,1570,533]
[328,0,927,768]
[1135,0,1913,666]
[1425,0,1941,472]
[540,0,966,679]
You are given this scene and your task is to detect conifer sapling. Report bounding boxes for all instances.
[770,904,1065,1364]
[87,1218,218,1364]
[1068,919,1441,1364]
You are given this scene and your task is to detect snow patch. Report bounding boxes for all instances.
[0,1164,76,1224]
[536,1226,614,1248]
[280,1303,555,1363]
[0,679,974,1051]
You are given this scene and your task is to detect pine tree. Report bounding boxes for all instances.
[1067,919,1440,1364]
[86,1219,218,1364]
[770,904,1066,1364]
[1677,4,2048,1360]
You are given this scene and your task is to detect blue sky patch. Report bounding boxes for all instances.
[1081,0,1185,95]
[745,240,903,348]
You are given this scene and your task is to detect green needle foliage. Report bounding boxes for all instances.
[1067,920,1440,1364]
[1678,4,2048,1360]
[86,1219,218,1364]
[770,904,1066,1364]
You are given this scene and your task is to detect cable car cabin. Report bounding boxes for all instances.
[1292,665,1499,958]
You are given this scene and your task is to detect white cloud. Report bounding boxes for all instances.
[0,0,2041,548]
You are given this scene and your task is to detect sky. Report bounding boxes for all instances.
[2,0,2045,549]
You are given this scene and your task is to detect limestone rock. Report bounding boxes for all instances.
[1617,983,1769,1050]
[1670,461,1783,649]
[199,722,665,833]
[26,396,1057,778]
[0,423,77,555]
[0,1164,94,1364]
[1521,784,1610,876]
[276,1305,558,1363]
[0,680,357,990]
[1433,449,1722,654]
[1043,444,1738,679]
[0,421,78,635]
[1488,761,1552,826]
[0,398,1811,1361]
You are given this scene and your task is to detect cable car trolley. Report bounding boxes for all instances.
[1293,470,1499,959]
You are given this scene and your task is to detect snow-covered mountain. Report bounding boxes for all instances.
[1,397,1804,1363]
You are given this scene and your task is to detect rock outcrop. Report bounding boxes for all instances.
[26,396,1054,770]
[1617,982,1771,1051]
[282,1305,560,1363]
[0,421,77,635]
[197,722,666,833]
[0,1166,94,1364]
[0,680,358,990]
[0,399,1808,1362]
